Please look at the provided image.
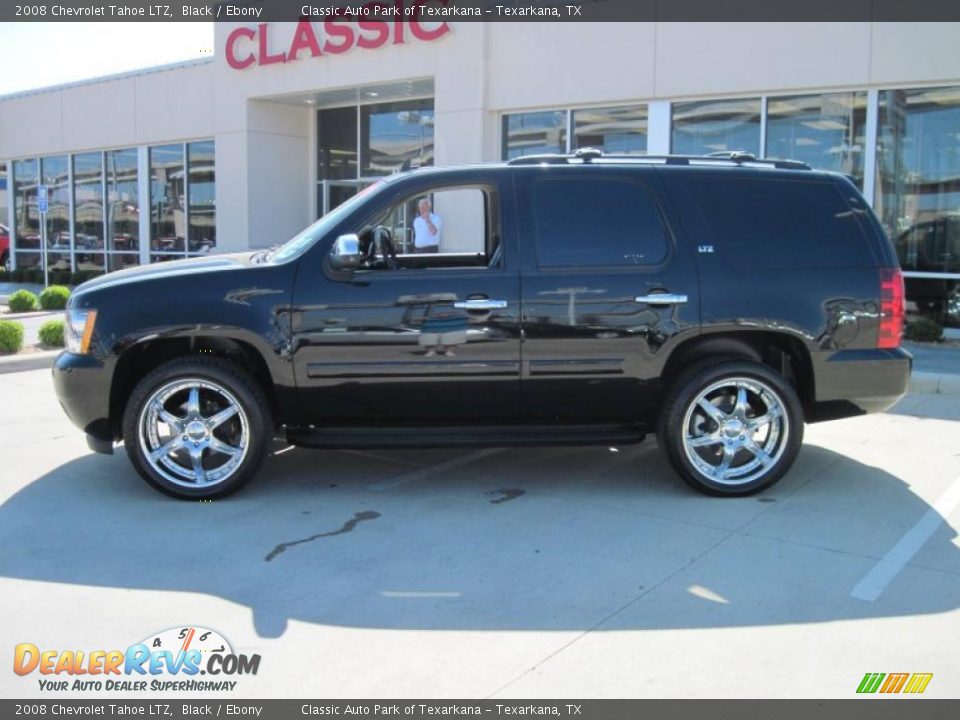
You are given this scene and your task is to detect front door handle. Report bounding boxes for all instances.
[453,299,508,310]
[634,293,688,305]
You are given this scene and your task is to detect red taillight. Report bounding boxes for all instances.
[878,268,905,349]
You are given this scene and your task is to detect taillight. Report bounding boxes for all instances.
[878,268,904,349]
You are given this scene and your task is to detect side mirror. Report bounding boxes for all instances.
[329,233,362,271]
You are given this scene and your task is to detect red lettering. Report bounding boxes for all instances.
[393,0,405,45]
[357,18,390,49]
[257,23,286,65]
[323,20,355,54]
[225,26,256,70]
[288,20,322,60]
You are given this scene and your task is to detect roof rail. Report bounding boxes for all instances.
[507,149,811,170]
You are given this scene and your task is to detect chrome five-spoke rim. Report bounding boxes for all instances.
[681,376,789,486]
[138,379,250,488]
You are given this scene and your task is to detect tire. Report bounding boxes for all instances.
[122,356,273,500]
[657,360,804,497]
[1,251,9,273]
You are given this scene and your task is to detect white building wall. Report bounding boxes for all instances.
[3,21,960,255]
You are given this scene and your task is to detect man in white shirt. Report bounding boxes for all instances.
[413,198,442,253]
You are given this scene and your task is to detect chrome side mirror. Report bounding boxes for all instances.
[329,233,362,271]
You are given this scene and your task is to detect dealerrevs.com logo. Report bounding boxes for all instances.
[13,627,261,693]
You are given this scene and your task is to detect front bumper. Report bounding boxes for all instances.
[52,351,114,448]
[807,346,912,422]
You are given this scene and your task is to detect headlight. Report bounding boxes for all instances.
[65,309,98,354]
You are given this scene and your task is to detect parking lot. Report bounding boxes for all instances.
[1,367,959,699]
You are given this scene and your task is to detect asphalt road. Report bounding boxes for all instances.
[1,369,959,699]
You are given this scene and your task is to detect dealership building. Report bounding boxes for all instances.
[1,20,959,330]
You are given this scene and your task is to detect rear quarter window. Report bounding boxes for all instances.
[532,175,670,269]
[682,175,873,268]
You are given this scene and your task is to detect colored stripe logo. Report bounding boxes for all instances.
[857,672,933,694]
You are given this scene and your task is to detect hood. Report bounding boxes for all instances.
[73,253,253,297]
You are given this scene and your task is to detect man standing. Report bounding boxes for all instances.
[413,198,442,253]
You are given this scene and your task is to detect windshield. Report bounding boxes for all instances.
[268,181,387,263]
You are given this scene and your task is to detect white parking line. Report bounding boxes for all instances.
[365,448,505,491]
[851,476,960,602]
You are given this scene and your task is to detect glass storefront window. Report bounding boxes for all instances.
[149,144,185,254]
[877,86,960,329]
[766,92,867,187]
[12,159,40,263]
[106,148,139,255]
[572,105,647,154]
[502,110,567,159]
[188,140,215,254]
[361,99,435,176]
[318,106,358,181]
[41,156,70,270]
[73,152,105,275]
[672,98,761,156]
[878,86,960,269]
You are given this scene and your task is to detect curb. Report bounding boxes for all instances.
[0,350,60,375]
[909,371,960,396]
[0,310,61,319]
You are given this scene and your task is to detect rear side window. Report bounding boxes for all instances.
[532,176,669,268]
[683,176,871,268]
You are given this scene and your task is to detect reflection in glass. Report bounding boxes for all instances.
[108,253,139,272]
[905,277,960,329]
[766,92,867,187]
[671,98,761,156]
[318,107,358,180]
[188,141,215,254]
[361,99,434,176]
[13,158,40,252]
[573,105,647,154]
[41,156,70,268]
[502,110,567,159]
[150,144,185,254]
[73,152,105,274]
[878,87,960,272]
[106,148,139,253]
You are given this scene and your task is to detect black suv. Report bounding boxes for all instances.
[53,151,911,499]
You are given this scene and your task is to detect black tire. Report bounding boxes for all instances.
[122,356,273,500]
[1,251,9,272]
[657,360,804,497]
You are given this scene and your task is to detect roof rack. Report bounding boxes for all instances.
[507,147,811,170]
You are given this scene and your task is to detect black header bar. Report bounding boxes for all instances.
[5,0,960,23]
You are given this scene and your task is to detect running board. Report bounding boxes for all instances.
[285,424,646,450]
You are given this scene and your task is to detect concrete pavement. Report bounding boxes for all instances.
[0,368,958,699]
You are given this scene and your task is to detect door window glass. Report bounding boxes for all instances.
[531,175,669,268]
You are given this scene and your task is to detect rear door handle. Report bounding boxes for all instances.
[453,299,508,310]
[634,293,688,305]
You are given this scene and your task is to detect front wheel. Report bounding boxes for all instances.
[658,360,804,496]
[122,357,272,499]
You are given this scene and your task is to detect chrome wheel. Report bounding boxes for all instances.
[138,378,250,488]
[680,376,789,487]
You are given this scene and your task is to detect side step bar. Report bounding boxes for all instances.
[286,424,646,450]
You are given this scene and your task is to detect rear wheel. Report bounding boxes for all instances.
[122,357,272,499]
[658,360,803,496]
[1,251,9,272]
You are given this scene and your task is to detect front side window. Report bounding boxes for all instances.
[343,184,500,271]
[532,175,669,269]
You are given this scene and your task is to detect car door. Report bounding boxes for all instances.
[515,165,700,425]
[289,172,522,425]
